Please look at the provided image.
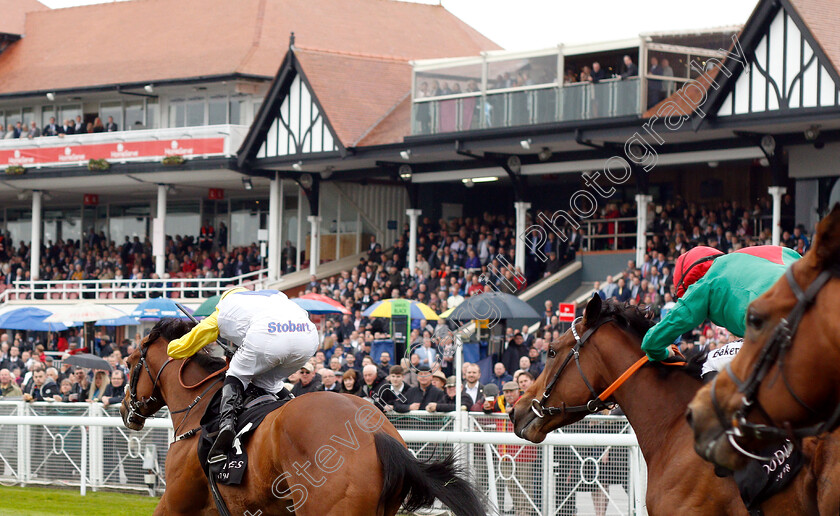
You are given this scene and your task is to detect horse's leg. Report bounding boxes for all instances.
[158,443,214,516]
[814,434,840,515]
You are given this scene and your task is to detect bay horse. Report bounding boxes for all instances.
[120,318,486,516]
[511,294,839,515]
[687,204,840,474]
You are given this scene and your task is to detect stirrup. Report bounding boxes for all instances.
[208,426,235,463]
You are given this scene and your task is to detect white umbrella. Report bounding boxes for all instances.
[43,303,127,323]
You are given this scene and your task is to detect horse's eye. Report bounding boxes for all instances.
[747,311,764,331]
[547,348,556,359]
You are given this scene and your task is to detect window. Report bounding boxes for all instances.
[169,100,186,128]
[59,105,82,125]
[99,102,122,129]
[186,98,205,127]
[229,98,244,125]
[41,106,56,128]
[125,101,145,130]
[208,96,227,125]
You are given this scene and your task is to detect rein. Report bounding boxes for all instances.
[710,265,840,460]
[531,316,657,419]
[127,343,228,442]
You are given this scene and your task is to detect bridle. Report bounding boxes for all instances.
[531,316,650,418]
[126,342,173,423]
[126,340,227,440]
[709,265,840,461]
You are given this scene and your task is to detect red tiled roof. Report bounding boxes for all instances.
[0,0,47,36]
[295,48,412,147]
[0,0,499,96]
[788,0,840,76]
[356,96,412,147]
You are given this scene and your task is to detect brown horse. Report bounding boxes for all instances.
[511,294,838,515]
[120,318,486,516]
[687,205,840,476]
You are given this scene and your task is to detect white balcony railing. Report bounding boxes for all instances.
[0,124,249,168]
[0,268,268,304]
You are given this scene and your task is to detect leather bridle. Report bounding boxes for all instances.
[126,341,226,439]
[709,265,840,460]
[126,342,174,423]
[531,316,644,418]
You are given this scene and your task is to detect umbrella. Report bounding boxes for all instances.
[362,298,439,321]
[95,315,140,327]
[131,298,191,320]
[298,293,351,315]
[439,306,456,319]
[291,298,347,314]
[193,295,222,318]
[448,291,540,321]
[63,353,112,371]
[44,303,127,323]
[0,307,68,331]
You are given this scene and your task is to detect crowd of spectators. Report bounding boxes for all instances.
[1,115,119,140]
[0,221,276,299]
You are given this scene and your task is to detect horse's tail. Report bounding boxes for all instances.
[374,432,487,516]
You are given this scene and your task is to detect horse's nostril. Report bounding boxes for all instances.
[685,408,693,427]
[509,408,516,424]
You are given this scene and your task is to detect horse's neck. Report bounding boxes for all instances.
[607,356,701,463]
[161,366,223,434]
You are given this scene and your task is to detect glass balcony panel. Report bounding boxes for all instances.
[614,78,640,116]
[415,63,482,99]
[560,82,587,121]
[488,54,558,90]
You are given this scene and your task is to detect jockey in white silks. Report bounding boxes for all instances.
[167,287,319,462]
[700,340,743,380]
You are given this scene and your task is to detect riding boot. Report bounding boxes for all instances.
[208,377,245,463]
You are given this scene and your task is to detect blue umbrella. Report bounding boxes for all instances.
[131,298,191,320]
[291,298,346,314]
[0,307,68,331]
[95,315,140,326]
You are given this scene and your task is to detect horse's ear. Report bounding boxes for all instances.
[582,293,602,326]
[812,203,840,270]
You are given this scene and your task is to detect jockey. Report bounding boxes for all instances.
[167,287,319,462]
[641,245,801,362]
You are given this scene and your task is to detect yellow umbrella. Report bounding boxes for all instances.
[362,298,439,320]
[439,306,456,319]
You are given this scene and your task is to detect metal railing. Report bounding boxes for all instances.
[0,402,647,515]
[0,268,269,304]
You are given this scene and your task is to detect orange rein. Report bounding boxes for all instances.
[595,355,686,404]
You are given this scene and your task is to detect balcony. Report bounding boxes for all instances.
[412,78,640,134]
[0,124,249,168]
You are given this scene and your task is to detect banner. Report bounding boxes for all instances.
[0,138,225,167]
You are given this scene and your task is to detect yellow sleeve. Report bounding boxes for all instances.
[167,310,220,359]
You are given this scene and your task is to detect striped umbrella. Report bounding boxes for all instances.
[298,293,351,314]
[362,298,439,321]
[291,298,347,315]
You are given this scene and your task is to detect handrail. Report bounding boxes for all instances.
[0,268,269,304]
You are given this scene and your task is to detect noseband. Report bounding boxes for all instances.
[710,265,840,460]
[531,316,632,418]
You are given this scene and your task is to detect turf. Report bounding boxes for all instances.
[0,485,160,515]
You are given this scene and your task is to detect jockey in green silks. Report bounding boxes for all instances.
[641,245,801,362]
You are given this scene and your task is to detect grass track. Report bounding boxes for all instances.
[0,485,159,515]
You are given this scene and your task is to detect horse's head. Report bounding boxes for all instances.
[512,294,653,442]
[688,204,840,471]
[121,318,194,431]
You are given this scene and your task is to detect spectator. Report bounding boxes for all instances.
[488,362,513,390]
[359,364,387,401]
[340,369,361,395]
[27,121,41,139]
[396,365,443,412]
[83,370,109,402]
[426,376,471,413]
[0,368,22,397]
[105,116,118,132]
[101,370,125,407]
[501,332,528,376]
[378,365,409,412]
[317,368,339,392]
[291,363,321,396]
[481,380,520,414]
[620,55,638,79]
[22,368,59,401]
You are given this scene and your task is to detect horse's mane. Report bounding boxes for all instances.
[595,300,704,381]
[144,317,226,373]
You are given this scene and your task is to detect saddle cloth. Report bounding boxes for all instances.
[197,387,291,485]
[733,441,804,514]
